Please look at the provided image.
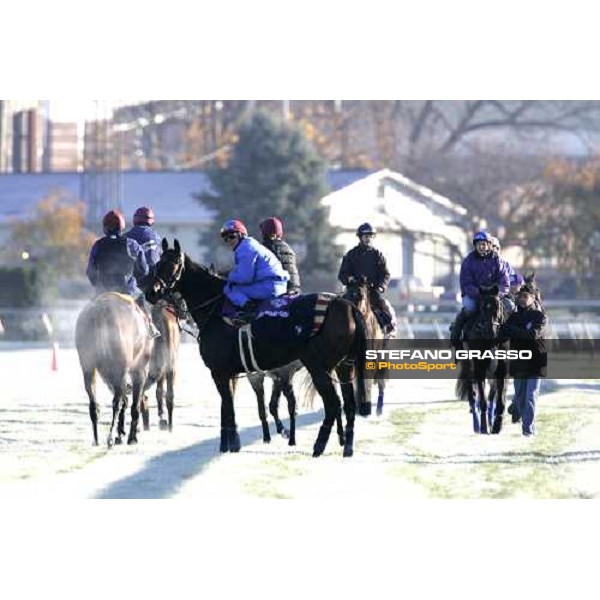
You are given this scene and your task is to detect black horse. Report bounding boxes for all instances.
[455,285,509,434]
[146,239,369,457]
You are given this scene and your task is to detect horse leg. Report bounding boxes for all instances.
[155,375,165,429]
[117,395,129,442]
[83,369,99,446]
[212,372,241,453]
[469,380,481,434]
[477,378,488,434]
[128,369,146,445]
[141,391,150,431]
[303,359,341,457]
[492,366,508,434]
[107,375,127,447]
[338,367,356,458]
[376,373,385,417]
[165,370,175,432]
[280,380,297,446]
[249,372,271,443]
[269,379,289,439]
[336,363,355,447]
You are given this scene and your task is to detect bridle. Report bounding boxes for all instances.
[153,252,223,334]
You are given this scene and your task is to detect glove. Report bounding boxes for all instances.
[377,286,385,294]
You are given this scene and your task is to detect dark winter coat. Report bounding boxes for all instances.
[460,250,510,298]
[338,244,390,291]
[86,234,149,296]
[498,304,548,377]
[262,238,301,293]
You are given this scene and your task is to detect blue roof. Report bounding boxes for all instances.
[0,169,372,225]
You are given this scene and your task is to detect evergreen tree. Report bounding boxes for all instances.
[198,110,341,291]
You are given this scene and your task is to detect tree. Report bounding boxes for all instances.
[9,191,96,302]
[197,110,341,291]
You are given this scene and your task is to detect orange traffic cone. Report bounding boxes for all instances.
[51,342,59,372]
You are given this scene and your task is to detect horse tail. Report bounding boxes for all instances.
[351,305,369,415]
[454,360,471,401]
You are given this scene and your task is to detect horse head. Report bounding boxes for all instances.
[146,238,185,304]
[345,276,371,312]
[470,284,503,340]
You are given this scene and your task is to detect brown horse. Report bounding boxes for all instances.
[75,292,153,446]
[140,301,181,432]
[146,239,369,458]
[343,279,390,416]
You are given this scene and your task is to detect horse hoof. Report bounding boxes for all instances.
[280,429,289,439]
[338,435,345,447]
[228,431,241,453]
[127,437,138,445]
[143,424,150,432]
[288,438,296,447]
[115,437,122,445]
[376,406,383,417]
[343,446,354,458]
[159,420,169,431]
[263,436,271,444]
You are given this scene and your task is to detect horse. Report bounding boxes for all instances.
[342,279,390,417]
[75,292,153,446]
[145,239,369,458]
[454,285,509,434]
[247,360,302,445]
[139,301,181,432]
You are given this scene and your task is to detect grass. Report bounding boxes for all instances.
[387,387,600,498]
[243,454,308,499]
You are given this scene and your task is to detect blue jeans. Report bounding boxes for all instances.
[462,295,478,314]
[513,378,541,435]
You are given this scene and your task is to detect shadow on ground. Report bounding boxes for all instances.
[94,410,325,499]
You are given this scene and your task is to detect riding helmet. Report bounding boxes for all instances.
[221,219,248,237]
[357,222,376,236]
[133,206,155,226]
[102,210,125,234]
[259,217,284,238]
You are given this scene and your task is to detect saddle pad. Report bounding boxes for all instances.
[250,293,335,342]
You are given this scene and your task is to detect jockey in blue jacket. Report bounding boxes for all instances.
[450,230,511,343]
[221,219,289,317]
[87,209,159,338]
[126,206,162,284]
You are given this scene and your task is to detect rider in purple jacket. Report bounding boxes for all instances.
[451,231,511,343]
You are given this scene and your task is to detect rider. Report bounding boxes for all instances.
[338,222,395,334]
[259,216,301,295]
[86,209,159,338]
[490,235,518,312]
[221,219,290,320]
[450,230,511,343]
[125,206,193,335]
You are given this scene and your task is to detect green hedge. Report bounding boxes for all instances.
[0,266,40,307]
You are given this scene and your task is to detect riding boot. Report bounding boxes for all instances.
[235,299,261,323]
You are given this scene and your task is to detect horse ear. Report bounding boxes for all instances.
[174,239,181,253]
[161,238,169,253]
[209,262,216,274]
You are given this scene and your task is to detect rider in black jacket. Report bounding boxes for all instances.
[338,222,394,333]
[259,217,301,294]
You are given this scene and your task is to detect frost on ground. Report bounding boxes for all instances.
[1,344,599,498]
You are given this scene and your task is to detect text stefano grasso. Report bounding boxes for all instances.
[365,349,533,361]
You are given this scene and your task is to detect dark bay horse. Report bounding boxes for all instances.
[75,292,153,446]
[140,301,181,432]
[146,239,369,458]
[343,279,390,417]
[455,285,509,434]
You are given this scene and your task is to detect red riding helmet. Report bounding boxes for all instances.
[259,216,283,238]
[220,219,248,237]
[133,206,155,226]
[102,209,125,234]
